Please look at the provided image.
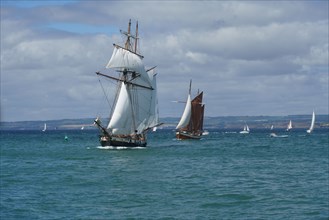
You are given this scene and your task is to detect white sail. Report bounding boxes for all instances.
[106,47,150,82]
[108,82,133,134]
[146,69,159,129]
[176,94,192,129]
[42,123,47,132]
[107,67,158,135]
[134,71,159,133]
[307,110,315,133]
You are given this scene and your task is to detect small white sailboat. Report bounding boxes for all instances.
[286,120,292,131]
[306,110,315,134]
[240,124,250,134]
[42,123,47,132]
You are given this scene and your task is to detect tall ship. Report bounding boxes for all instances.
[94,20,160,147]
[176,80,205,140]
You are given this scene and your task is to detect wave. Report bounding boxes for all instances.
[96,146,145,150]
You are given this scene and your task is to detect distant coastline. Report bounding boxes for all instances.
[1,115,328,131]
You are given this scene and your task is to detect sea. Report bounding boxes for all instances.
[1,128,328,219]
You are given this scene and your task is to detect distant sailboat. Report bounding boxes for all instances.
[93,20,160,147]
[176,80,205,140]
[286,120,292,131]
[42,123,47,132]
[306,110,315,134]
[240,124,250,134]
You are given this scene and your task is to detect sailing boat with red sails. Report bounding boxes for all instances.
[176,80,205,140]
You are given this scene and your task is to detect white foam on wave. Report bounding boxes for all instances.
[270,135,289,138]
[96,146,145,150]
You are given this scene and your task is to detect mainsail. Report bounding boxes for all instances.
[176,94,191,129]
[188,92,204,133]
[94,20,159,147]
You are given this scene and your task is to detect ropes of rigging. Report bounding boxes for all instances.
[98,76,113,110]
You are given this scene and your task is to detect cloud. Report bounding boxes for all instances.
[1,1,328,121]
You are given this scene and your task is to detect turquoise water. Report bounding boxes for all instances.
[1,129,328,219]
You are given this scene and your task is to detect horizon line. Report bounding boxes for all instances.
[1,114,328,123]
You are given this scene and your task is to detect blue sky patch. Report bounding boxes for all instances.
[2,0,78,8]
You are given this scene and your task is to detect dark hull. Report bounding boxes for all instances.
[176,131,202,140]
[100,135,147,147]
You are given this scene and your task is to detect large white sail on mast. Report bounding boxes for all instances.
[134,70,159,134]
[106,68,158,135]
[106,47,147,80]
[145,68,159,129]
[176,81,192,130]
[176,95,192,129]
[107,82,133,134]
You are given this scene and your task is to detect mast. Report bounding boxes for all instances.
[125,19,131,50]
[189,80,192,96]
[125,19,136,133]
[135,21,138,53]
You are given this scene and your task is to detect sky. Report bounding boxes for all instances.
[1,0,328,122]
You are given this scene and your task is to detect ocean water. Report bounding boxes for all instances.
[1,129,328,219]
